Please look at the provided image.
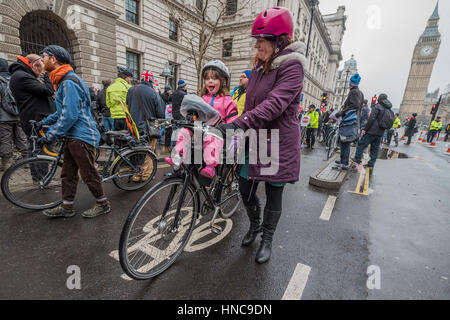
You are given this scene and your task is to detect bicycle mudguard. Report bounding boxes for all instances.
[112,148,156,166]
[36,155,60,162]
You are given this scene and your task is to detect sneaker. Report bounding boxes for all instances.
[350,157,361,165]
[340,165,350,171]
[200,166,215,179]
[43,205,76,218]
[335,160,342,165]
[81,203,111,218]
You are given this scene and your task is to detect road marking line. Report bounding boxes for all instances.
[282,263,312,300]
[363,167,370,195]
[157,164,171,169]
[320,195,337,221]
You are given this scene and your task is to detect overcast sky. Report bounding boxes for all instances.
[319,0,449,109]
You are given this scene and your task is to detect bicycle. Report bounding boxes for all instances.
[119,118,242,280]
[326,123,340,160]
[1,121,157,210]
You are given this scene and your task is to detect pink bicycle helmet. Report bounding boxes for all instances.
[251,7,294,38]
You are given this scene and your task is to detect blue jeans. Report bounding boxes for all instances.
[340,142,351,166]
[354,134,382,167]
[103,117,114,132]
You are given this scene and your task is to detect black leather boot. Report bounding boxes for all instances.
[255,208,282,264]
[241,202,262,247]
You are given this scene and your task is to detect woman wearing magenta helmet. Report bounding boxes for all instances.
[219,7,306,263]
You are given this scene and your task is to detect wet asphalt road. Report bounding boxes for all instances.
[0,139,448,300]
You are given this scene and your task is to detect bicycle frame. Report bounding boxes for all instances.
[97,144,154,182]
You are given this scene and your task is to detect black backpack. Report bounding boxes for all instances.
[378,108,395,130]
[0,76,19,116]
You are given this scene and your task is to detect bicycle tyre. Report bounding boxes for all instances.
[214,165,242,219]
[112,150,157,191]
[327,133,338,160]
[1,157,63,210]
[119,177,199,280]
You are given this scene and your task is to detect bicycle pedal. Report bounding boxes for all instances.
[211,224,223,235]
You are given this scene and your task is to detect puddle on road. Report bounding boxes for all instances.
[378,148,409,160]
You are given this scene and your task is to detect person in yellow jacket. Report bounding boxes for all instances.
[427,116,442,143]
[106,66,133,131]
[231,70,250,116]
[305,104,320,149]
[386,113,401,146]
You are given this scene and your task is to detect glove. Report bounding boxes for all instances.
[218,122,239,134]
[36,137,50,148]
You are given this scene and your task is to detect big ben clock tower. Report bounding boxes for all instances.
[399,1,441,120]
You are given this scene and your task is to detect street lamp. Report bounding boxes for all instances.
[160,62,173,88]
[306,0,320,58]
[341,68,351,105]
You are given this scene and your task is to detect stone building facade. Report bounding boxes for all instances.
[332,54,358,110]
[0,0,346,103]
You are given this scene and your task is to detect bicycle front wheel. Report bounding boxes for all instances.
[1,157,63,210]
[112,150,157,191]
[119,177,199,280]
[327,134,338,160]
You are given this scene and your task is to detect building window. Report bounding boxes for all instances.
[126,51,140,81]
[169,18,178,41]
[196,0,203,10]
[125,0,139,25]
[226,0,238,16]
[277,0,286,6]
[167,62,179,91]
[223,39,233,58]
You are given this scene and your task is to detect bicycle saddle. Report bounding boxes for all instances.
[180,94,220,125]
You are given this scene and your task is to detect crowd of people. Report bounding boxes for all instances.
[0,6,448,266]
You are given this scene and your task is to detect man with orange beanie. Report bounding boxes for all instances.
[38,45,110,219]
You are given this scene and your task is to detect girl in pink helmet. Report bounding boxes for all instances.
[218,7,306,263]
[166,60,238,179]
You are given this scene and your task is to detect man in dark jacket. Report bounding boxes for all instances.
[9,54,56,180]
[360,99,370,130]
[127,70,165,137]
[333,73,364,170]
[404,113,417,145]
[127,70,165,182]
[352,93,393,169]
[96,80,113,131]
[0,58,28,171]
[160,85,173,106]
[9,55,56,137]
[171,80,187,120]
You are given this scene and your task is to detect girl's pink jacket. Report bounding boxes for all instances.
[202,94,239,124]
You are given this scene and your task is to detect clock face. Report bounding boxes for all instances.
[421,46,434,56]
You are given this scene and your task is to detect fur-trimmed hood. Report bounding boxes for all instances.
[271,41,307,70]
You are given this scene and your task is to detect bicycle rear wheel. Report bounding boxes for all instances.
[1,157,63,210]
[214,165,242,219]
[119,177,199,280]
[112,150,157,191]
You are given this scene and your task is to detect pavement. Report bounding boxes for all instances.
[0,138,448,300]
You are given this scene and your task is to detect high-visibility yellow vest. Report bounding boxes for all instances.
[430,120,442,131]
[392,118,401,128]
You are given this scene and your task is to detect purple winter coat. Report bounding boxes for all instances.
[235,42,307,183]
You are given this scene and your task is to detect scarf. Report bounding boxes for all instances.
[49,64,74,89]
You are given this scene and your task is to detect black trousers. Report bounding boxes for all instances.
[238,177,285,212]
[306,128,317,147]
